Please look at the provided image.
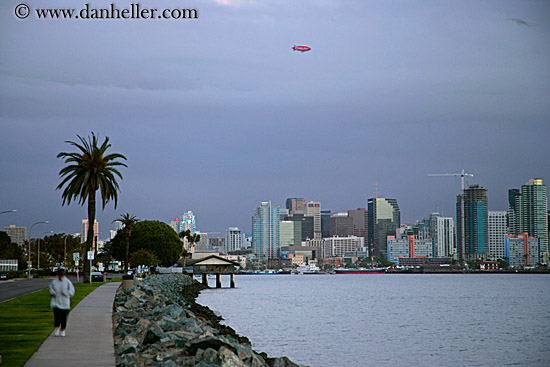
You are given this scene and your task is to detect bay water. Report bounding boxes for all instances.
[197,274,549,367]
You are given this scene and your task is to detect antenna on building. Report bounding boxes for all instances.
[373,180,381,198]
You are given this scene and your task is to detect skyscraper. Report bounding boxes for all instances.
[367,197,400,258]
[252,202,280,260]
[488,211,507,260]
[306,201,322,239]
[182,211,197,234]
[329,213,354,237]
[81,219,99,252]
[347,208,368,239]
[519,179,548,256]
[225,227,243,253]
[456,185,488,262]
[321,210,331,238]
[434,216,455,258]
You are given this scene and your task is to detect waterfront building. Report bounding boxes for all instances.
[280,221,301,247]
[387,235,434,263]
[347,208,368,239]
[321,210,331,238]
[81,219,99,252]
[225,227,242,253]
[507,189,521,234]
[456,185,488,261]
[4,224,26,246]
[367,197,401,259]
[519,179,548,257]
[488,211,507,260]
[286,198,306,215]
[322,236,364,258]
[306,201,322,239]
[433,216,455,258]
[504,233,540,268]
[329,212,354,237]
[252,202,280,260]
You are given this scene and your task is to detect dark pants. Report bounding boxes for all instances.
[53,307,69,330]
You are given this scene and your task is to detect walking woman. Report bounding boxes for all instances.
[49,268,75,337]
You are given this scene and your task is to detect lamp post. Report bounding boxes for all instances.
[0,210,17,215]
[64,235,70,269]
[28,221,48,279]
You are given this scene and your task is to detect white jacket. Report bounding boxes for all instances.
[49,276,75,310]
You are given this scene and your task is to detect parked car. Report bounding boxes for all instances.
[91,271,104,282]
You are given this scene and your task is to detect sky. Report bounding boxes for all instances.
[1,0,549,239]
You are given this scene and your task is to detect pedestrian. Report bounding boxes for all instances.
[49,268,75,337]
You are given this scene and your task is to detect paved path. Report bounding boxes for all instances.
[26,282,120,367]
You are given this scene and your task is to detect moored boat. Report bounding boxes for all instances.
[334,267,387,274]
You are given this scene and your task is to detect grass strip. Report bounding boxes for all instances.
[0,282,106,367]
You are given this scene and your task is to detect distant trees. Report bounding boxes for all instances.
[108,220,181,267]
[57,133,127,281]
[0,231,27,270]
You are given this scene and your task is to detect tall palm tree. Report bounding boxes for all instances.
[114,213,139,273]
[57,133,127,281]
[179,229,201,268]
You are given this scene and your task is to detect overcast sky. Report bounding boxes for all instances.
[1,0,549,239]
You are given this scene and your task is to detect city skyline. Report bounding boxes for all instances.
[2,1,549,236]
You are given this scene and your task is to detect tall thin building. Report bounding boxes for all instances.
[182,211,197,234]
[252,202,280,260]
[456,185,488,262]
[225,227,243,253]
[434,216,455,258]
[519,179,548,256]
[347,208,368,239]
[321,210,331,238]
[367,197,400,259]
[488,211,507,260]
[306,201,322,239]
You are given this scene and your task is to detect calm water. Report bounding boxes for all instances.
[197,274,550,367]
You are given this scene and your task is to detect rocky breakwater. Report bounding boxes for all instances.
[113,274,306,367]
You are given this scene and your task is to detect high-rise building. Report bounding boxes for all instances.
[504,233,540,268]
[321,210,331,238]
[4,225,27,246]
[507,189,521,234]
[347,208,368,239]
[367,197,400,259]
[286,198,306,215]
[252,202,280,259]
[434,216,455,258]
[519,179,548,256]
[280,221,301,247]
[194,232,209,252]
[182,211,197,233]
[225,227,242,253]
[329,213,354,237]
[488,211,507,260]
[169,217,181,233]
[81,219,99,252]
[306,201,322,239]
[283,214,313,241]
[456,185,488,261]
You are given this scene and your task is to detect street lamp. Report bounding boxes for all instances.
[28,221,49,279]
[0,210,17,215]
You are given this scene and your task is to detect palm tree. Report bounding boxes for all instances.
[179,229,201,268]
[57,133,127,281]
[114,213,139,273]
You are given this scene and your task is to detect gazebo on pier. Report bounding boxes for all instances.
[186,255,240,288]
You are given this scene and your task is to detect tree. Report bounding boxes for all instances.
[57,133,127,281]
[0,231,27,271]
[179,229,200,268]
[130,249,159,268]
[109,221,181,266]
[113,213,139,273]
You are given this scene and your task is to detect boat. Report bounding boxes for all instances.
[334,267,387,274]
[297,264,321,274]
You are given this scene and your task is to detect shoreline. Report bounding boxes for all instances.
[112,274,305,367]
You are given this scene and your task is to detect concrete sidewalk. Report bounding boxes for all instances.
[26,282,120,367]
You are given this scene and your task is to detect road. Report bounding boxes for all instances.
[0,276,81,303]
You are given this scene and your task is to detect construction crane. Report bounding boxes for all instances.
[428,169,474,262]
[428,169,474,193]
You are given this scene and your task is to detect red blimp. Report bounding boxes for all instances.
[292,45,311,52]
